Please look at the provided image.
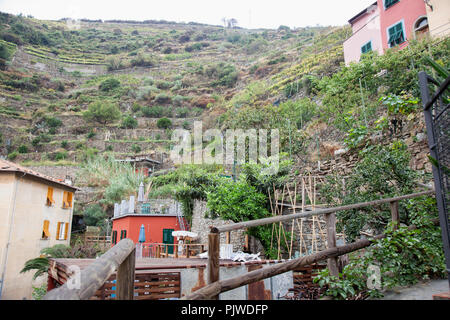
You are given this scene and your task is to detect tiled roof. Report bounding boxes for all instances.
[0,158,79,190]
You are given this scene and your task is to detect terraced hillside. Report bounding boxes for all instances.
[0,11,448,220]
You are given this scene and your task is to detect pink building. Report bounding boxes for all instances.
[344,0,429,65]
[377,0,428,50]
[344,2,383,65]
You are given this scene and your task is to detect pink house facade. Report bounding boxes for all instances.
[344,0,429,65]
[377,0,428,50]
[343,2,383,65]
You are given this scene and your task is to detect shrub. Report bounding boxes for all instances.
[7,151,18,160]
[131,102,141,113]
[154,93,172,104]
[54,151,68,161]
[99,78,121,92]
[175,107,189,118]
[206,62,238,88]
[61,140,69,149]
[121,115,138,129]
[130,53,158,67]
[18,145,28,153]
[131,144,141,153]
[142,105,165,118]
[83,204,108,226]
[157,117,172,129]
[83,101,121,125]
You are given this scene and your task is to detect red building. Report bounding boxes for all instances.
[112,213,183,253]
[111,197,188,255]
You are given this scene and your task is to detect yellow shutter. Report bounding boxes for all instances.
[47,187,55,206]
[42,220,50,238]
[62,191,68,208]
[56,222,61,240]
[64,223,69,240]
[67,192,73,208]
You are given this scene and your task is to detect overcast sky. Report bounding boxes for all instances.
[0,0,376,29]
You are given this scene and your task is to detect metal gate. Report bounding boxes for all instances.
[419,71,450,288]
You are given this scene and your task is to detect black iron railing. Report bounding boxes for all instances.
[419,71,450,289]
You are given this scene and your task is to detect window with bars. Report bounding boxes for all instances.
[388,22,405,47]
[361,41,372,54]
[120,230,127,240]
[384,0,399,9]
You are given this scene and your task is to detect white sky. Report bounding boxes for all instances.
[0,0,376,29]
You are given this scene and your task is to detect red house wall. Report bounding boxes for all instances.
[112,215,182,246]
[377,0,427,50]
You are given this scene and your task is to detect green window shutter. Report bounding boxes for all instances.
[361,41,372,54]
[388,22,405,47]
[384,0,399,9]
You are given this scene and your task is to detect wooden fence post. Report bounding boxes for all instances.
[208,229,220,300]
[390,201,399,230]
[116,247,135,300]
[325,212,339,277]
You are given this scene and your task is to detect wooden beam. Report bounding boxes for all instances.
[325,213,339,277]
[390,201,399,230]
[182,234,385,300]
[116,247,136,300]
[215,190,434,233]
[43,239,135,300]
[208,231,220,300]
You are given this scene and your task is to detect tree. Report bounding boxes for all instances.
[83,101,121,125]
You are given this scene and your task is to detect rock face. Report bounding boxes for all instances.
[311,113,432,177]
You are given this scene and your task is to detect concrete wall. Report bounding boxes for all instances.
[180,263,293,300]
[0,173,74,300]
[426,0,450,39]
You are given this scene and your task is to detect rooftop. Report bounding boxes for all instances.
[0,158,79,190]
[348,1,378,25]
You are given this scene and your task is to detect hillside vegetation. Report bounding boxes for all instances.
[3,12,449,300]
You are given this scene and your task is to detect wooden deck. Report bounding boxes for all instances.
[48,257,287,300]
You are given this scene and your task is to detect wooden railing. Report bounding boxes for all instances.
[139,243,206,258]
[183,190,435,300]
[43,239,136,300]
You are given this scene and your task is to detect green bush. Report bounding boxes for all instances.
[61,140,69,149]
[7,151,18,160]
[18,144,28,153]
[54,150,68,161]
[83,204,107,226]
[142,105,165,118]
[121,115,138,129]
[99,78,121,92]
[83,101,121,125]
[131,144,141,153]
[156,117,172,129]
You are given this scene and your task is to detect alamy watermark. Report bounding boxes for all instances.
[170,121,280,174]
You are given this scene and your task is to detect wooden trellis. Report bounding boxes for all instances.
[269,175,335,259]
